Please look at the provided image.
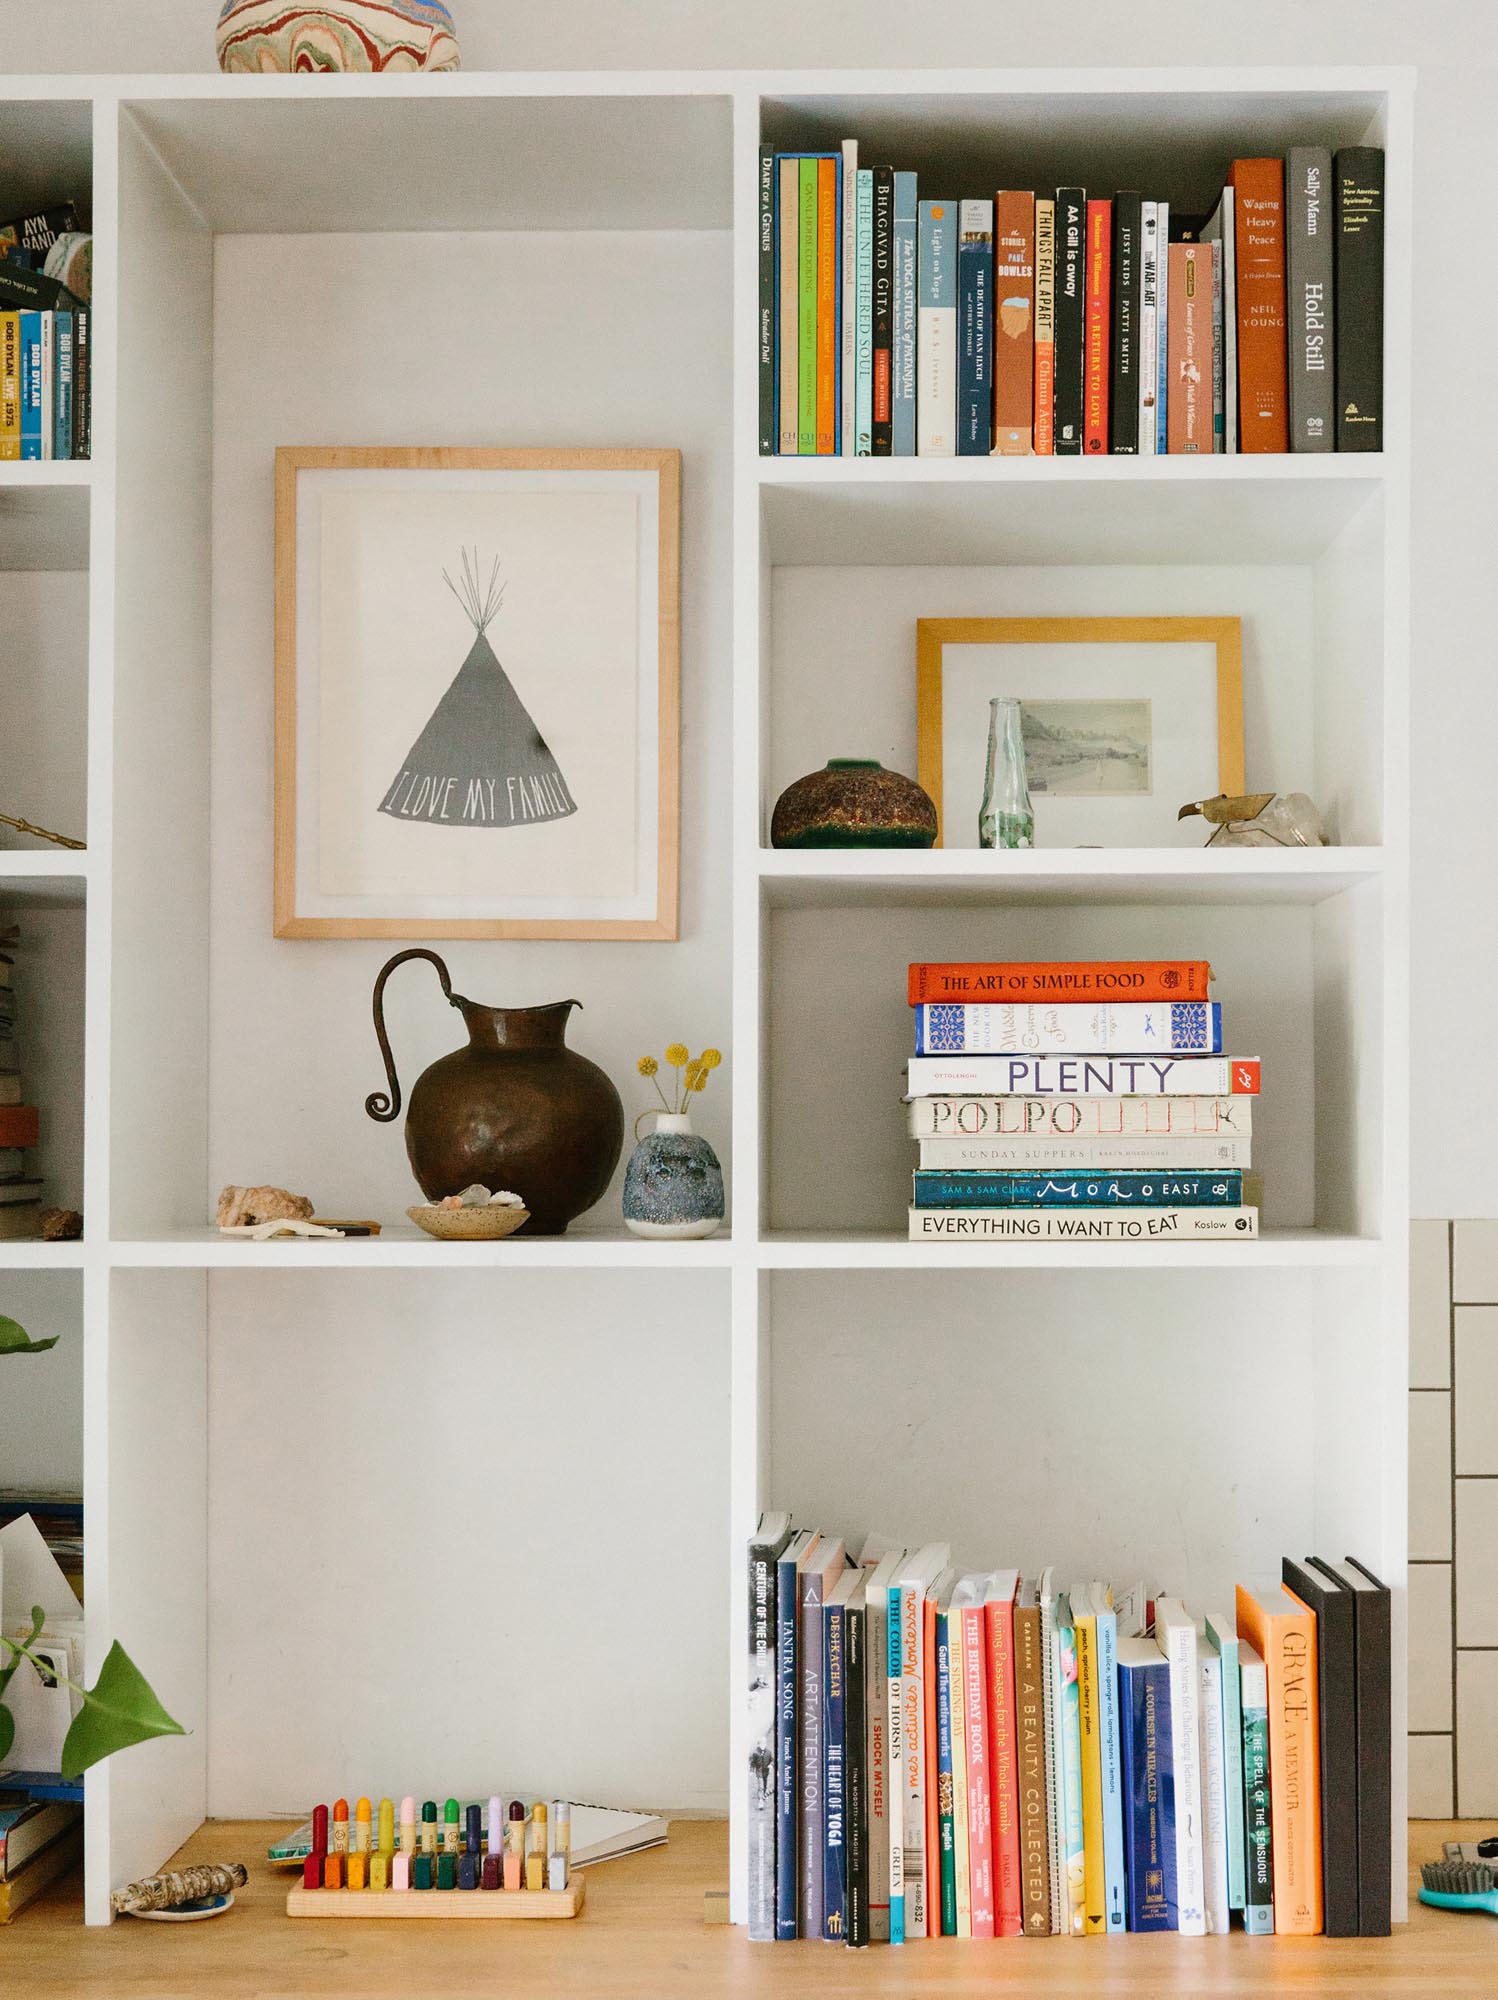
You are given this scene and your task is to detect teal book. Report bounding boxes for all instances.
[1239,1640,1274,1934]
[854,168,874,454]
[1204,1611,1246,1911]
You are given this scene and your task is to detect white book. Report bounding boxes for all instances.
[917,199,957,456]
[918,1135,1253,1173]
[909,1095,1253,1141]
[944,1573,971,1938]
[907,1054,1259,1098]
[862,1545,904,1942]
[1153,1598,1206,1935]
[1200,187,1237,451]
[909,1208,1259,1243]
[839,139,858,457]
[1197,1623,1231,1933]
[1137,201,1158,455]
[1038,1567,1068,1937]
[891,1542,951,1939]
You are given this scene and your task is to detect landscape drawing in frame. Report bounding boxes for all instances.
[274,446,681,939]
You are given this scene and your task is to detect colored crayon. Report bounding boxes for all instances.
[437,1853,456,1890]
[392,1852,412,1891]
[526,1803,548,1890]
[420,1801,438,1856]
[413,1853,433,1890]
[442,1798,461,1856]
[399,1796,417,1855]
[331,1798,349,1856]
[323,1852,344,1890]
[481,1853,501,1891]
[347,1851,366,1891]
[353,1797,371,1854]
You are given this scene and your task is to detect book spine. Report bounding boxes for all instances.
[1162,1623,1206,1936]
[1083,198,1111,453]
[900,1585,928,1937]
[1137,200,1158,455]
[871,166,894,455]
[854,170,874,454]
[1096,1612,1126,1932]
[1167,244,1210,453]
[956,199,993,455]
[1229,158,1289,451]
[845,1602,869,1945]
[1033,197,1055,454]
[774,1555,800,1937]
[983,1598,1021,1935]
[1215,1636,1246,1911]
[1334,148,1384,452]
[1350,1571,1392,1936]
[55,312,73,461]
[935,1611,958,1935]
[1013,1601,1051,1934]
[907,1054,1259,1097]
[1199,1646,1230,1932]
[1220,194,1238,450]
[867,1586,891,1940]
[911,1206,1259,1242]
[839,140,858,457]
[913,999,1224,1056]
[758,147,775,455]
[891,171,918,456]
[962,1603,995,1936]
[1209,237,1225,450]
[0,313,18,459]
[923,1597,939,1927]
[19,312,40,460]
[1119,1658,1176,1930]
[913,1169,1244,1209]
[1076,1615,1106,1934]
[815,158,838,455]
[919,1135,1253,1172]
[800,1566,826,1937]
[917,199,956,456]
[1154,200,1170,451]
[1240,1666,1275,1934]
[908,958,1213,1005]
[886,1585,905,1942]
[949,1608,971,1937]
[1059,1609,1085,1935]
[776,160,799,453]
[797,158,818,455]
[1109,191,1141,452]
[1053,188,1086,453]
[1287,148,1334,451]
[992,189,1035,454]
[822,1595,847,1939]
[1284,1565,1357,1935]
[747,1540,778,1939]
[910,1094,1252,1140]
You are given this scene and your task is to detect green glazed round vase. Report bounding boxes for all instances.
[770,759,938,850]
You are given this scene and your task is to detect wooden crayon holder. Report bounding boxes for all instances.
[286,1873,585,1920]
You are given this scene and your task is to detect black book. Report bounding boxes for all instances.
[1333,147,1383,451]
[844,1599,869,1946]
[757,146,775,456]
[1053,187,1087,454]
[871,166,895,455]
[1283,1556,1359,1936]
[1309,1555,1392,1936]
[1287,147,1334,451]
[0,262,83,314]
[1108,191,1142,453]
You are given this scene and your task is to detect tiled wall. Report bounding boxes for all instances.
[1409,1219,1498,1816]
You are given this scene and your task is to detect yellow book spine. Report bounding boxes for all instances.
[1075,1612,1106,1935]
[0,313,21,458]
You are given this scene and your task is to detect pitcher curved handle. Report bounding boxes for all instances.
[365,949,455,1123]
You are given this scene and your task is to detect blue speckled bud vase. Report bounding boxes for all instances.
[623,1112,724,1240]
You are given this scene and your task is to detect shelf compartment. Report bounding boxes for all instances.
[109,1225,735,1270]
[759,1227,1381,1270]
[0,479,90,574]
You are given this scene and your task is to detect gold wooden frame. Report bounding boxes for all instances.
[916,615,1245,848]
[274,445,681,940]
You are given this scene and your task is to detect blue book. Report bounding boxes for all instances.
[822,1574,857,1939]
[1117,1636,1176,1930]
[1092,1600,1127,1933]
[54,311,73,461]
[18,311,42,459]
[891,171,918,456]
[956,199,993,454]
[854,169,874,454]
[774,1530,815,1938]
[913,1169,1245,1210]
[1204,1611,1246,1912]
[887,1583,904,1943]
[1155,199,1171,452]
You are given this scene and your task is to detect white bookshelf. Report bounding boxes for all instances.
[0,66,1411,1939]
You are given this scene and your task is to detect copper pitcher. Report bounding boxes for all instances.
[365,949,623,1236]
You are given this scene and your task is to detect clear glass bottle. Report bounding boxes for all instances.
[979,696,1035,850]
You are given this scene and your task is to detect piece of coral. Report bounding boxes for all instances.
[215,1185,315,1229]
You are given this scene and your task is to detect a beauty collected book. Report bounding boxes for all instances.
[268,1800,667,1868]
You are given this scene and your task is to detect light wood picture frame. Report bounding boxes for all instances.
[916,616,1245,849]
[274,446,680,939]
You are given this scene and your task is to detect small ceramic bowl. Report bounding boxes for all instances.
[406,1204,530,1241]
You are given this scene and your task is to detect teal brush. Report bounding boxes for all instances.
[1420,1859,1498,1914]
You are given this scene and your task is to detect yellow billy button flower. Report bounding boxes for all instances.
[699,1049,723,1070]
[637,1056,659,1077]
[664,1043,689,1068]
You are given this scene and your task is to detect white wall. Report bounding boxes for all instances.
[0,1270,83,1490]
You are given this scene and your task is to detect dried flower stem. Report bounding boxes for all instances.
[1,811,86,851]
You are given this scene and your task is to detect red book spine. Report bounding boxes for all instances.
[985,1596,1024,1936]
[1228,157,1289,452]
[907,959,1213,1005]
[0,1104,40,1148]
[1083,198,1111,454]
[961,1603,996,1936]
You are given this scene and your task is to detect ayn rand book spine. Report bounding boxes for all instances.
[913,1000,1223,1056]
[1334,148,1384,451]
[891,171,918,456]
[1053,187,1086,453]
[992,189,1035,454]
[910,1207,1259,1242]
[871,166,895,455]
[956,199,994,455]
[913,1169,1245,1209]
[1286,147,1334,451]
[906,1053,1260,1097]
[1033,197,1056,454]
[916,199,956,456]
[1109,191,1142,452]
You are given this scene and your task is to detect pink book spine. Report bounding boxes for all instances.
[986,1596,1025,1937]
[961,1604,996,1936]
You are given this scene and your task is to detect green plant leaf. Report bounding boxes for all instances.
[0,1315,59,1355]
[0,1701,13,1762]
[59,1642,185,1780]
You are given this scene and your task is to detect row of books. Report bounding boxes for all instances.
[759,144,1383,457]
[902,959,1260,1241]
[0,1794,83,1924]
[0,202,93,462]
[746,1519,1392,1943]
[0,928,44,1239]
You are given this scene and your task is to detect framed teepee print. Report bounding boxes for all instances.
[273,446,680,939]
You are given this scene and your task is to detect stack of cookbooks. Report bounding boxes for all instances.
[904,959,1260,1242]
[0,926,43,1240]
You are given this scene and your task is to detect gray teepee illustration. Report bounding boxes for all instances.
[378,550,577,830]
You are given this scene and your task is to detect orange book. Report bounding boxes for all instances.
[0,1104,41,1148]
[1083,198,1111,453]
[1236,1584,1323,1934]
[815,158,838,455]
[992,190,1035,454]
[1227,158,1289,452]
[1167,243,1212,454]
[908,960,1212,1006]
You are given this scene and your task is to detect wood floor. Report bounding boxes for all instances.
[7,1818,1496,1995]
